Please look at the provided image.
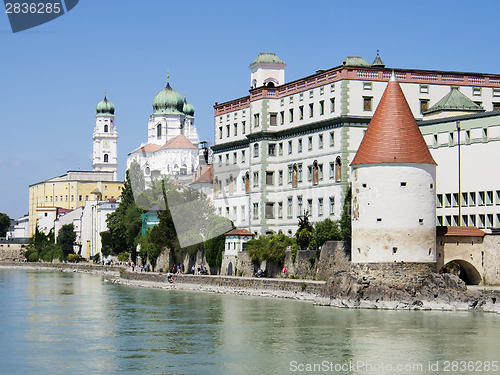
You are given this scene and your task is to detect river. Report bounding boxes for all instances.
[0,269,498,374]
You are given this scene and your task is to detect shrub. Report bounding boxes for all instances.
[68,254,82,262]
[117,252,130,262]
[28,252,39,262]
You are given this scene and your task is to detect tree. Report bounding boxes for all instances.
[204,215,234,270]
[106,170,144,260]
[57,224,77,258]
[339,186,352,242]
[0,213,11,237]
[295,212,313,249]
[313,218,341,249]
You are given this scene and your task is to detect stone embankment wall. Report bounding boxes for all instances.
[119,270,327,297]
[0,261,120,275]
[0,243,27,260]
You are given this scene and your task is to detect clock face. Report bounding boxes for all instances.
[103,141,109,148]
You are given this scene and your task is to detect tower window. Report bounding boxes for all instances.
[157,124,162,138]
[104,154,109,163]
[104,125,108,133]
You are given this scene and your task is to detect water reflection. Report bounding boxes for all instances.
[0,269,499,374]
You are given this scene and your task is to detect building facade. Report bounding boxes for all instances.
[28,96,123,236]
[212,52,500,235]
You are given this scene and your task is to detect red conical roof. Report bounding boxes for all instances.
[351,75,436,166]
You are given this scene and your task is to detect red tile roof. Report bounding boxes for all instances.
[161,134,197,150]
[131,143,161,153]
[351,76,436,166]
[436,226,485,237]
[190,165,213,185]
[224,228,255,236]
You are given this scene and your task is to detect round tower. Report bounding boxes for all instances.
[93,94,118,181]
[350,74,437,264]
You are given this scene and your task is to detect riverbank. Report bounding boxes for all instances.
[1,261,499,314]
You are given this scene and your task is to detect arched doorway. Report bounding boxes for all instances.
[441,260,482,285]
[227,262,233,276]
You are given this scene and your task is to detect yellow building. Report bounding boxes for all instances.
[28,170,123,236]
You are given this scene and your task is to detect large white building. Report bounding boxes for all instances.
[212,52,500,235]
[127,77,200,185]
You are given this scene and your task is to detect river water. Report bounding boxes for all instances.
[0,269,498,374]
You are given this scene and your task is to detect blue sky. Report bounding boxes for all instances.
[1,0,499,220]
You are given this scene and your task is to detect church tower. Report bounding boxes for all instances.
[249,53,286,89]
[350,73,437,264]
[93,95,118,181]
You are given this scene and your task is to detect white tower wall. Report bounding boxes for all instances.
[351,163,436,263]
[93,115,118,181]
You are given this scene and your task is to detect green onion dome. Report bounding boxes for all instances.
[153,82,184,115]
[182,97,195,117]
[96,95,115,116]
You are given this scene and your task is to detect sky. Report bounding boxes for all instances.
[1,0,500,220]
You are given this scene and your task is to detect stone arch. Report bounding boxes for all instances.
[442,260,482,285]
[264,77,278,87]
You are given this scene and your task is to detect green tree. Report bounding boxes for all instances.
[106,170,144,260]
[204,215,233,270]
[57,224,77,258]
[339,186,352,242]
[313,218,341,249]
[295,212,313,249]
[0,213,10,237]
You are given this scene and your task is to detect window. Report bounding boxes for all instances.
[253,172,259,187]
[461,192,468,207]
[241,205,245,221]
[320,87,324,95]
[465,130,471,142]
[241,150,246,163]
[494,88,500,97]
[452,193,459,207]
[288,140,293,154]
[266,171,274,185]
[254,113,260,127]
[318,163,323,180]
[335,157,342,182]
[245,172,250,193]
[363,97,373,111]
[287,197,293,218]
[268,143,276,156]
[493,103,500,111]
[242,121,246,134]
[496,190,500,205]
[225,154,229,165]
[234,123,238,136]
[229,176,234,195]
[420,100,429,114]
[420,85,429,94]
[265,203,274,219]
[309,90,314,99]
[299,106,304,120]
[318,134,323,149]
[313,160,319,185]
[479,191,485,206]
[469,192,476,206]
[297,196,303,216]
[329,197,335,216]
[449,132,454,145]
[298,139,303,153]
[363,82,372,90]
[289,108,294,122]
[486,191,493,206]
[280,98,284,106]
[308,136,313,151]
[104,124,108,133]
[299,93,304,101]
[319,100,324,115]
[292,164,298,187]
[104,154,109,163]
[483,128,488,140]
[433,134,438,146]
[307,199,312,215]
[469,215,476,227]
[233,152,237,164]
[278,142,283,156]
[253,203,259,220]
[288,165,293,184]
[289,96,294,104]
[330,83,335,92]
[219,126,223,139]
[280,111,285,125]
[79,195,82,201]
[329,131,334,147]
[318,198,324,216]
[472,87,482,96]
[226,124,230,137]
[479,214,485,228]
[330,98,335,113]
[157,124,161,138]
[270,113,277,126]
[309,103,314,117]
[445,193,452,208]
[278,202,283,219]
[278,170,283,185]
[298,163,303,182]
[253,144,259,158]
[487,214,494,227]
[461,215,468,226]
[436,194,443,208]
[307,165,313,182]
[329,162,335,179]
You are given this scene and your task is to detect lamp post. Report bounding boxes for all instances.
[457,121,461,225]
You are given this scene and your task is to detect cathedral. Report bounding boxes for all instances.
[127,77,200,184]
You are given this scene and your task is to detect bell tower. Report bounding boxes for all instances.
[93,94,118,181]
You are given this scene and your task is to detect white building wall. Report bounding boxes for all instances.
[351,164,436,263]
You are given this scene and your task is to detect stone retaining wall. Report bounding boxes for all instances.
[119,270,328,297]
[352,262,437,287]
